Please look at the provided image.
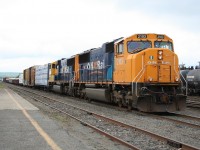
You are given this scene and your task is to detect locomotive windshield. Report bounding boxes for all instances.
[154,41,173,50]
[127,41,152,53]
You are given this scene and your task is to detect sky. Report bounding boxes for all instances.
[0,0,199,72]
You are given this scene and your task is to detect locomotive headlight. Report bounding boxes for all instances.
[148,77,153,81]
[158,50,163,55]
[175,77,179,82]
[158,55,162,60]
[158,50,163,60]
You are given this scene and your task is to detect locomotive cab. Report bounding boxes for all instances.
[49,61,58,84]
[113,34,186,112]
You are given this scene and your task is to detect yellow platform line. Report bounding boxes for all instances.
[5,89,62,150]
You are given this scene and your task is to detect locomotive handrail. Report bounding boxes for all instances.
[135,63,162,97]
[180,71,188,96]
[135,66,146,97]
[173,55,188,95]
[132,55,144,97]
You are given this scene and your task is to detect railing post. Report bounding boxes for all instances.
[180,71,188,96]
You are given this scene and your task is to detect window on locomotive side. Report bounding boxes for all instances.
[154,41,173,51]
[127,41,152,53]
[117,43,124,54]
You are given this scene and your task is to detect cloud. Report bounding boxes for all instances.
[0,0,199,71]
[0,57,53,72]
[115,0,200,33]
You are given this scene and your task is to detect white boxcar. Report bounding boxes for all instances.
[19,73,23,85]
[35,64,49,86]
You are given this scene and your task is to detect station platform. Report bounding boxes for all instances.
[0,87,89,150]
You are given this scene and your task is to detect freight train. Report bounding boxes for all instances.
[16,33,187,112]
[3,73,23,85]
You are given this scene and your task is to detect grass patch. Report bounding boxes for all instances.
[0,82,4,88]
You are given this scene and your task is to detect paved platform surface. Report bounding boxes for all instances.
[0,87,92,150]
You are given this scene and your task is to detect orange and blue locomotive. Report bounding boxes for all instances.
[46,33,186,112]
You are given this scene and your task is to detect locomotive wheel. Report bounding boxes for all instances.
[128,104,132,110]
[127,100,132,110]
[118,100,122,108]
[80,92,85,99]
[83,94,87,100]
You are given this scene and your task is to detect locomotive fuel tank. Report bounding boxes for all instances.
[85,88,111,102]
[52,85,62,93]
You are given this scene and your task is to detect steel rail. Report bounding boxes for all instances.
[186,96,200,108]
[11,87,140,150]
[32,97,140,150]
[187,101,200,108]
[170,113,200,122]
[147,114,200,129]
[16,85,200,128]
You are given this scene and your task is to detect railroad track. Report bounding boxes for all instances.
[8,85,199,150]
[131,110,200,130]
[187,96,200,108]
[7,84,200,129]
[187,101,200,108]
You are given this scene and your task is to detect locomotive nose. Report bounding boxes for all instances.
[145,49,176,83]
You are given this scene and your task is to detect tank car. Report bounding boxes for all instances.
[49,33,186,112]
[186,69,200,95]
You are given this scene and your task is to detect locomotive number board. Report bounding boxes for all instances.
[137,34,147,39]
[157,35,164,39]
[137,34,165,39]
